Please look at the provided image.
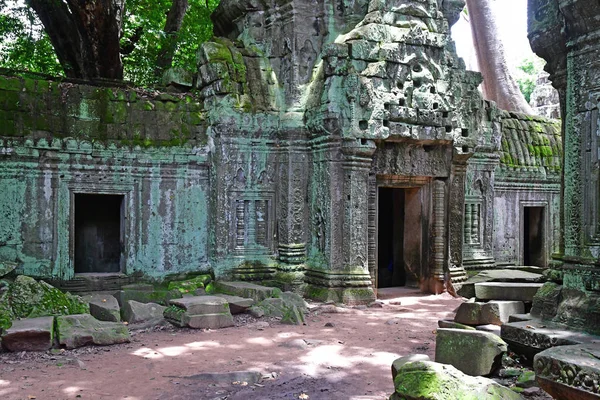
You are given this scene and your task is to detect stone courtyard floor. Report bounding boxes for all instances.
[0,288,462,400]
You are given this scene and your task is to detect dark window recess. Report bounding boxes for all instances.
[524,207,545,267]
[75,194,123,273]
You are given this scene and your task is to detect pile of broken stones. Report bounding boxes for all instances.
[390,267,552,400]
[0,267,308,353]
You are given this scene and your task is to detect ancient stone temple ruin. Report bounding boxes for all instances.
[0,0,561,303]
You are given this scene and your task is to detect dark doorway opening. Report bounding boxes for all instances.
[377,187,423,288]
[75,194,123,274]
[524,206,545,267]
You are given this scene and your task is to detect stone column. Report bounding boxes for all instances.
[276,138,309,291]
[304,138,376,304]
[447,158,469,283]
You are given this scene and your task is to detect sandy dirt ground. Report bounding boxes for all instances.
[0,288,462,400]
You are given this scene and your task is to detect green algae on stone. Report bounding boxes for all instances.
[167,275,211,294]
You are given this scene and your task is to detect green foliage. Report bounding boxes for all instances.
[514,55,545,103]
[0,0,220,85]
[0,1,62,76]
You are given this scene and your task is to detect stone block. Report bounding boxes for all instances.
[475,282,544,302]
[169,296,229,315]
[116,286,181,307]
[56,314,130,349]
[531,282,562,319]
[534,344,600,400]
[391,360,522,400]
[185,313,234,329]
[453,302,483,325]
[122,300,166,324]
[85,294,121,322]
[480,301,525,325]
[508,313,533,323]
[391,354,430,380]
[501,319,599,361]
[212,294,254,314]
[214,281,281,302]
[435,328,507,376]
[1,316,54,352]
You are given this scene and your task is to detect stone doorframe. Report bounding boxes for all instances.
[368,175,441,290]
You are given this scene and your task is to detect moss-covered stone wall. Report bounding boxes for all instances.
[0,73,211,281]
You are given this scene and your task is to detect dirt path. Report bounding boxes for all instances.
[0,289,462,400]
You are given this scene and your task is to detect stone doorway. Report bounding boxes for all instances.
[523,206,545,267]
[74,194,124,274]
[377,187,424,288]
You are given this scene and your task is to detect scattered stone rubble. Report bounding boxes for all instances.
[0,275,309,353]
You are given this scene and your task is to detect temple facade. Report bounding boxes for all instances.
[0,0,560,303]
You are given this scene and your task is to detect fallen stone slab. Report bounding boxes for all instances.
[475,282,544,302]
[438,319,476,330]
[85,294,121,322]
[213,281,281,302]
[501,319,600,361]
[165,296,234,329]
[391,360,522,400]
[454,302,483,325]
[1,316,54,352]
[167,275,211,295]
[0,261,17,278]
[457,269,545,298]
[169,296,230,315]
[435,328,507,376]
[122,300,166,324]
[212,294,254,314]
[56,314,130,349]
[534,344,600,400]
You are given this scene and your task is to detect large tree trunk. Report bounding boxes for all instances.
[26,0,125,80]
[466,0,534,114]
[155,0,190,78]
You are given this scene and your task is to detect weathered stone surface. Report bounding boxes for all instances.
[391,361,523,400]
[85,294,121,322]
[480,301,525,325]
[212,294,254,314]
[438,319,476,330]
[167,275,211,295]
[435,328,507,376]
[0,276,89,332]
[454,302,483,325]
[179,371,262,385]
[531,282,562,320]
[250,297,306,325]
[535,344,600,400]
[458,270,545,298]
[169,296,229,315]
[392,354,430,380]
[213,281,281,303]
[476,324,502,336]
[116,286,181,307]
[56,314,129,349]
[1,316,54,352]
[475,283,544,302]
[164,308,233,329]
[508,314,533,323]
[501,319,600,360]
[0,261,17,278]
[122,300,166,324]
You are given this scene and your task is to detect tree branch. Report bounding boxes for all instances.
[155,0,189,77]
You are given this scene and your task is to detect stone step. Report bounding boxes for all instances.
[169,296,230,315]
[214,281,280,302]
[1,317,54,352]
[534,344,600,400]
[475,282,544,302]
[501,318,600,361]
